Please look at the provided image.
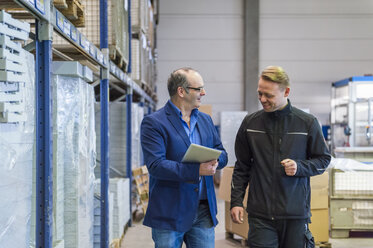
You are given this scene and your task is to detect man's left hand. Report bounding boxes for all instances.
[281,159,297,176]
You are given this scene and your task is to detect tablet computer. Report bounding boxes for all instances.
[181,143,222,163]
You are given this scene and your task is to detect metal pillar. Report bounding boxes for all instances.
[35,19,53,248]
[244,0,259,113]
[126,88,133,226]
[100,0,110,247]
[127,0,132,73]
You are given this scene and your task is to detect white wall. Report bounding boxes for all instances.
[156,0,373,125]
[156,0,244,124]
[260,0,373,124]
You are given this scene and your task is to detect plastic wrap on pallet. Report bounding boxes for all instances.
[328,158,373,197]
[220,111,248,166]
[48,69,96,248]
[0,51,34,248]
[131,0,149,33]
[95,102,127,178]
[93,187,114,248]
[94,178,130,240]
[132,103,144,168]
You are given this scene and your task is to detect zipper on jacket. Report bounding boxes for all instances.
[271,118,279,219]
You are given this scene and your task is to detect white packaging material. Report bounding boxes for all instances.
[95,178,130,239]
[0,22,29,41]
[0,51,34,248]
[0,10,30,34]
[95,102,127,178]
[0,57,27,73]
[131,103,144,168]
[220,111,248,166]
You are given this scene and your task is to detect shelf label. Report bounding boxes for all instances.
[79,34,89,52]
[97,51,104,64]
[63,19,71,36]
[56,12,64,31]
[71,26,77,42]
[35,0,45,14]
[89,43,96,57]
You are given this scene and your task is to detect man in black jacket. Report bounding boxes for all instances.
[230,66,331,248]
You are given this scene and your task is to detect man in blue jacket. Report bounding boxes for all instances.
[141,67,228,248]
[230,66,331,248]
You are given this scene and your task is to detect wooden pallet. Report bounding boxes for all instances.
[109,45,128,72]
[132,166,149,216]
[54,0,85,27]
[1,1,34,19]
[316,241,332,248]
[225,232,248,247]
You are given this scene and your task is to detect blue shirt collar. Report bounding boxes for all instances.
[168,100,200,119]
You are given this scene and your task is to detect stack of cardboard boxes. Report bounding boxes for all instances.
[219,167,329,243]
[309,172,329,243]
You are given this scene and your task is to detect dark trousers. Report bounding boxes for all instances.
[247,217,314,248]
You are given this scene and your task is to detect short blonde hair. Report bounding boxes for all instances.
[260,66,290,89]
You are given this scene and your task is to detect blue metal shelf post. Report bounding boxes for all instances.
[35,19,53,248]
[126,87,133,226]
[100,0,110,247]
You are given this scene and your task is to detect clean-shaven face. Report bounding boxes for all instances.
[184,71,206,109]
[257,77,289,112]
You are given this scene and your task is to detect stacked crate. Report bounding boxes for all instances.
[131,103,144,168]
[131,0,148,34]
[49,62,96,248]
[0,11,33,248]
[309,172,330,244]
[95,102,127,178]
[330,152,373,238]
[53,0,129,71]
[131,0,157,94]
[54,0,86,27]
[95,178,131,239]
[93,186,114,248]
[95,102,144,172]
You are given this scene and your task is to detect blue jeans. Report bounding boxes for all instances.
[152,202,215,248]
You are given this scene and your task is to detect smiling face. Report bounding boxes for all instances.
[183,71,206,109]
[257,77,290,112]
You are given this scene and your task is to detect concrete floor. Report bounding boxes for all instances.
[122,199,373,248]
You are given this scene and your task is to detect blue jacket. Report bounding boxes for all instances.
[140,101,228,232]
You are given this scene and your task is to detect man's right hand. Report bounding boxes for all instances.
[199,159,218,176]
[231,206,244,224]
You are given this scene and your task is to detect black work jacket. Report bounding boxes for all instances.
[231,100,331,220]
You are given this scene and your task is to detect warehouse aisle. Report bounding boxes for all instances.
[122,199,373,248]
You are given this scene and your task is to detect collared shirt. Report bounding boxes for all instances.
[168,100,207,200]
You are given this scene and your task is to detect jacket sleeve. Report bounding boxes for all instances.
[140,115,200,183]
[295,118,331,177]
[230,116,252,208]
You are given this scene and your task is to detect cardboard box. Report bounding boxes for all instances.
[219,167,249,239]
[198,104,212,116]
[310,172,329,243]
[309,209,329,242]
[220,167,329,242]
[218,166,248,204]
[310,172,329,209]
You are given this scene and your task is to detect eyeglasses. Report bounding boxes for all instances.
[186,86,204,92]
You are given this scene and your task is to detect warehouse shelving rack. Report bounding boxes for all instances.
[1,0,156,247]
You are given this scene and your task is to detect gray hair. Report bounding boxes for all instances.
[167,67,197,97]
